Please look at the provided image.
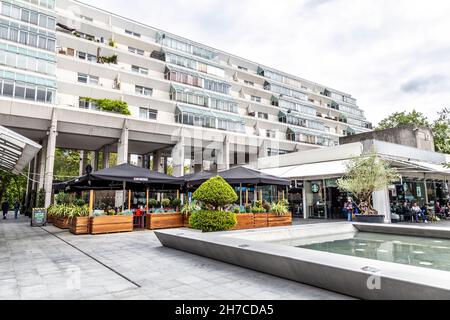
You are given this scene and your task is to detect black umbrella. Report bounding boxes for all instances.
[185,166,291,186]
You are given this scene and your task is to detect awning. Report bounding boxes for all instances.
[176,104,215,117]
[170,83,207,97]
[260,160,351,180]
[185,166,291,187]
[0,125,41,174]
[57,163,185,191]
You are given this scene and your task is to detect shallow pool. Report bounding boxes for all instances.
[299,232,450,272]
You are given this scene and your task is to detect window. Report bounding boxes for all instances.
[257,112,268,120]
[125,29,141,37]
[266,130,276,138]
[77,73,99,85]
[251,95,261,103]
[131,65,148,75]
[139,107,157,120]
[78,51,97,62]
[135,85,152,96]
[238,66,248,71]
[128,47,144,55]
[244,80,254,86]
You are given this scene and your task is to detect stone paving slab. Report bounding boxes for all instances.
[0,213,351,300]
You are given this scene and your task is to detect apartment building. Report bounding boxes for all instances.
[0,0,372,207]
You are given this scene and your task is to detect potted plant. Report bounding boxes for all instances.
[180,200,200,227]
[68,204,90,235]
[161,198,171,211]
[337,151,399,223]
[148,199,159,212]
[232,206,254,230]
[268,200,292,227]
[189,176,238,232]
[172,198,182,212]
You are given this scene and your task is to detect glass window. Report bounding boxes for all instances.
[47,17,55,29]
[2,81,14,96]
[21,9,30,22]
[38,15,47,28]
[11,6,20,19]
[25,86,35,100]
[1,3,11,16]
[9,28,18,42]
[46,39,55,51]
[0,25,8,39]
[19,31,27,44]
[30,11,38,25]
[78,73,88,83]
[14,82,25,98]
[28,33,37,47]
[38,35,46,49]
[36,87,46,102]
[46,89,54,103]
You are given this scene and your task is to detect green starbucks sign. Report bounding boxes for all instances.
[311,183,320,193]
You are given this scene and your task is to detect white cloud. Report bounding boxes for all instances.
[83,0,450,125]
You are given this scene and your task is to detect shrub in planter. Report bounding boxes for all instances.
[270,200,290,216]
[193,176,238,210]
[161,198,171,209]
[189,210,237,232]
[180,200,200,216]
[172,198,181,210]
[149,199,159,209]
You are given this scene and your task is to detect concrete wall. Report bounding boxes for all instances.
[340,126,435,152]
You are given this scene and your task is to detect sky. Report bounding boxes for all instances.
[85,0,450,126]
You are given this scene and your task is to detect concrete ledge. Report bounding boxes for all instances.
[353,223,450,239]
[155,228,450,300]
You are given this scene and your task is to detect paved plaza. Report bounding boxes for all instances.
[0,212,350,300]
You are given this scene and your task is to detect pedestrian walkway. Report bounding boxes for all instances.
[0,214,350,300]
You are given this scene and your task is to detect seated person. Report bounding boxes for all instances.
[400,201,413,221]
[435,201,445,219]
[411,202,428,223]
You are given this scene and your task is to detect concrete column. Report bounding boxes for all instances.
[44,110,58,208]
[258,140,268,159]
[193,141,203,173]
[217,136,230,171]
[171,137,185,177]
[249,145,258,163]
[153,150,164,173]
[373,187,391,223]
[79,150,88,176]
[103,146,110,169]
[37,139,47,191]
[164,157,168,174]
[117,119,129,165]
[91,151,99,171]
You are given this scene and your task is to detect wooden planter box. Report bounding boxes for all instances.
[232,213,254,230]
[254,213,268,228]
[47,215,55,224]
[90,215,133,234]
[267,212,292,227]
[183,214,191,227]
[147,213,184,230]
[53,216,70,229]
[69,217,90,235]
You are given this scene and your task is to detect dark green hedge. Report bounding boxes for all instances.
[189,210,237,232]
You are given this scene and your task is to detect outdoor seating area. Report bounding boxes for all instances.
[392,200,450,223]
[49,163,293,235]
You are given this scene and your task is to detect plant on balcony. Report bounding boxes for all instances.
[98,54,118,64]
[190,176,238,232]
[80,97,131,115]
[337,151,399,215]
[108,38,117,48]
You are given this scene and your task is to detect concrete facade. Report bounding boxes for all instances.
[340,126,435,152]
[0,0,372,207]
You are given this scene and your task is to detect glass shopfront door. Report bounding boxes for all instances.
[305,180,326,219]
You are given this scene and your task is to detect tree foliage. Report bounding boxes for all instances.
[193,176,238,210]
[376,110,430,130]
[337,152,399,215]
[189,210,237,232]
[80,97,131,115]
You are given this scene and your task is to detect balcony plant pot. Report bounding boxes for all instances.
[267,212,292,227]
[90,215,133,234]
[354,214,385,224]
[254,213,268,228]
[53,216,70,229]
[232,213,254,230]
[69,216,90,235]
[146,213,183,230]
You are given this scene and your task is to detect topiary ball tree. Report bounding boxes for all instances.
[193,176,238,211]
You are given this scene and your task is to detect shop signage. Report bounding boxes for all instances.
[31,208,46,227]
[311,183,320,193]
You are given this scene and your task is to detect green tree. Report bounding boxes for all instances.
[53,149,82,180]
[376,110,430,130]
[0,170,27,205]
[337,152,399,215]
[433,108,450,154]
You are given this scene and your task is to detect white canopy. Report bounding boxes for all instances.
[260,160,350,180]
[0,125,41,174]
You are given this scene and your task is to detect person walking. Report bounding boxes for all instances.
[1,200,9,220]
[13,200,20,219]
